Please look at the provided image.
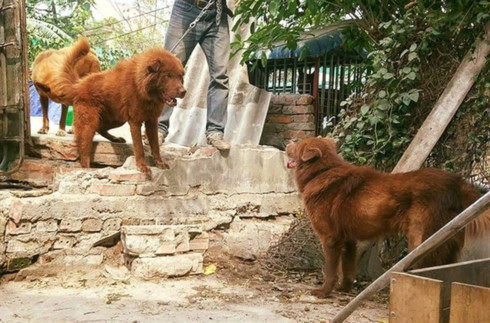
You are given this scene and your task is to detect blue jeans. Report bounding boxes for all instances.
[158,0,230,134]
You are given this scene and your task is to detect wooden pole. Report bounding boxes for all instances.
[392,23,490,173]
[331,191,490,323]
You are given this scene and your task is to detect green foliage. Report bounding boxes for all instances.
[235,0,490,176]
[233,0,413,64]
[26,0,166,69]
[333,2,489,170]
[27,0,95,64]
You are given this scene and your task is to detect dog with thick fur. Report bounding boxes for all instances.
[286,137,490,298]
[56,37,186,178]
[31,38,101,136]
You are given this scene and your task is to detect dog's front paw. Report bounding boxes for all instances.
[311,287,331,299]
[56,129,67,137]
[155,160,169,169]
[38,127,49,134]
[337,281,353,292]
[138,164,152,180]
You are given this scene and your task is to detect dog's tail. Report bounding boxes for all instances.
[56,36,91,102]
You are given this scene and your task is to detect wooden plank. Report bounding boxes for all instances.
[393,23,490,173]
[408,258,490,322]
[410,258,490,287]
[449,282,490,323]
[389,272,442,323]
[331,192,490,323]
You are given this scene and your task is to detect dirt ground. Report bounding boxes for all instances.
[0,257,388,323]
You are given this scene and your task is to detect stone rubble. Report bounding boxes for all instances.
[0,145,302,278]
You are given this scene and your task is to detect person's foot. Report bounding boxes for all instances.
[143,128,168,146]
[206,131,230,150]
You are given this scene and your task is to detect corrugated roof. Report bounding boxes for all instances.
[253,21,357,59]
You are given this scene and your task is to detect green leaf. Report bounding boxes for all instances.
[379,90,387,98]
[409,91,420,102]
[261,52,267,68]
[361,105,370,115]
[409,43,417,52]
[377,100,391,111]
[407,72,416,80]
[383,73,394,79]
[402,95,411,106]
[408,52,418,62]
[269,0,280,17]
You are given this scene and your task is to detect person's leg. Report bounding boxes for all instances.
[199,14,230,135]
[158,0,200,134]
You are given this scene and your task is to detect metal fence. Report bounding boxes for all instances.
[248,51,366,136]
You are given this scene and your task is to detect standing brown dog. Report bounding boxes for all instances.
[56,37,186,178]
[31,38,101,136]
[286,137,490,298]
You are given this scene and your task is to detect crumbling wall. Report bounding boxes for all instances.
[0,146,301,274]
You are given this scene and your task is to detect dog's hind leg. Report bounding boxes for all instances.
[98,129,126,143]
[74,103,99,169]
[338,240,357,292]
[38,95,50,134]
[56,104,68,136]
[313,236,342,298]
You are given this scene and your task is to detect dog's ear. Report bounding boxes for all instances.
[301,147,322,162]
[147,60,161,74]
[35,82,50,93]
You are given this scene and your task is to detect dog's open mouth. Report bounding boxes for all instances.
[166,97,177,106]
[286,159,297,169]
[161,93,177,106]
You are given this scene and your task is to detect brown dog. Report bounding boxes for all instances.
[286,137,490,298]
[31,38,101,136]
[56,37,186,178]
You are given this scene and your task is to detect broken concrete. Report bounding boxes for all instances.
[0,145,301,273]
[130,253,204,279]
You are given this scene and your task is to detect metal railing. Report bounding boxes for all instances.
[248,51,366,136]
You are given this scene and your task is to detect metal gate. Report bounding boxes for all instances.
[0,0,28,175]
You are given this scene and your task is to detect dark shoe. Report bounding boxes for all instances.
[206,131,230,150]
[143,128,168,146]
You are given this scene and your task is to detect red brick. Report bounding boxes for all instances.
[9,161,54,186]
[268,104,283,114]
[296,95,314,105]
[267,115,293,124]
[6,220,32,235]
[293,115,315,123]
[108,171,146,182]
[292,105,314,114]
[284,130,315,140]
[89,183,136,196]
[9,199,23,224]
[83,218,103,232]
[60,219,82,232]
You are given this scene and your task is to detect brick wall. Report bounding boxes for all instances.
[260,94,316,150]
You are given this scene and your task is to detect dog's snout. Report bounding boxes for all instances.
[179,88,186,98]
